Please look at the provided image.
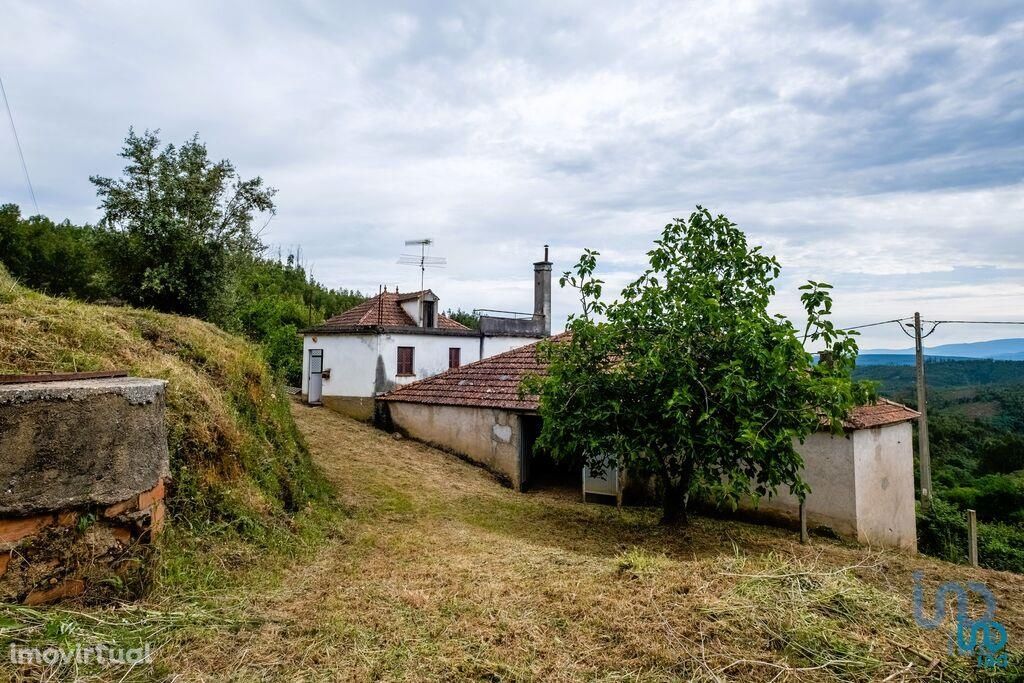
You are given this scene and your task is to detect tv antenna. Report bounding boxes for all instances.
[398,238,446,291]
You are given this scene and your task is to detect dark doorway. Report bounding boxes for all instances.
[519,415,580,494]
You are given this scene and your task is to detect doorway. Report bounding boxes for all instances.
[308,349,323,405]
[518,415,580,494]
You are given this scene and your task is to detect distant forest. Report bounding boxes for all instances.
[855,359,1024,571]
[0,203,364,384]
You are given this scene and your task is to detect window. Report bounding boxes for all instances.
[448,347,461,369]
[397,346,414,376]
[422,300,436,328]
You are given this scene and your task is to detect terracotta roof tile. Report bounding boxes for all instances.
[382,336,921,429]
[380,335,556,410]
[842,398,919,429]
[316,290,470,331]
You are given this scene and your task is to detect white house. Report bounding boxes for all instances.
[301,250,553,419]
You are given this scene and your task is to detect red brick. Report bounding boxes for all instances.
[104,496,138,519]
[138,479,165,510]
[24,579,85,606]
[0,514,55,544]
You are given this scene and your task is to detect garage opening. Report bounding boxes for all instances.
[519,415,580,495]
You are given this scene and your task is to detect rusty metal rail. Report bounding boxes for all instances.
[0,370,129,385]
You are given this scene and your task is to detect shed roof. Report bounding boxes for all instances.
[380,337,921,429]
[304,290,470,334]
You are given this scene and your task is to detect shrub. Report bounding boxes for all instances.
[978,522,1024,573]
[917,497,968,564]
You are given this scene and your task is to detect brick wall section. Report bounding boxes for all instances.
[0,478,167,605]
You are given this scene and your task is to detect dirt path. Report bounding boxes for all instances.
[172,403,1023,681]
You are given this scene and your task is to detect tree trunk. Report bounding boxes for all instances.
[660,461,694,526]
[660,476,688,525]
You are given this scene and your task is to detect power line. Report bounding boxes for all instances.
[0,73,38,214]
[839,318,911,331]
[922,320,1024,325]
[834,317,1024,333]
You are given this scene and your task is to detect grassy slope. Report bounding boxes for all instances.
[0,264,330,530]
[125,406,1024,680]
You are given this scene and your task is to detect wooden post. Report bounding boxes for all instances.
[799,500,809,544]
[914,312,933,509]
[968,509,978,568]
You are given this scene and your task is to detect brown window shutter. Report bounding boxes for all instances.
[397,347,414,375]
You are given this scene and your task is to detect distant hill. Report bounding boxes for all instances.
[854,357,1024,391]
[855,354,971,366]
[860,337,1024,360]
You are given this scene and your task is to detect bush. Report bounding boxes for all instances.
[918,496,1024,573]
[917,497,968,564]
[978,522,1024,573]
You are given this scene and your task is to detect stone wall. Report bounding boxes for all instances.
[0,377,170,603]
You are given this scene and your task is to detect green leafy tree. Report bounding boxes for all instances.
[90,129,276,318]
[0,204,110,300]
[445,308,481,330]
[528,208,869,523]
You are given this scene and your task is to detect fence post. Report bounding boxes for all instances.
[968,509,978,568]
[800,500,809,544]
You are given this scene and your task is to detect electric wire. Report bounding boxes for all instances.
[0,73,38,214]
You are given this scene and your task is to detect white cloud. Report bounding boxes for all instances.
[0,0,1021,351]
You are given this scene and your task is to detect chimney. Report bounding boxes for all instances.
[533,245,552,337]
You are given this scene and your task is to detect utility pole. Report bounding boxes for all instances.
[914,312,933,509]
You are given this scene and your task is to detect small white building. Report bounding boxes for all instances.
[301,251,553,419]
[378,339,921,551]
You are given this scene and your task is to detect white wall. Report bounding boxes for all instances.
[746,424,917,550]
[303,333,480,398]
[853,422,917,551]
[482,335,538,357]
[302,333,380,397]
[753,432,859,537]
[389,333,480,389]
[302,332,541,399]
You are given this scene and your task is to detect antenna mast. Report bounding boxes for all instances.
[398,239,446,291]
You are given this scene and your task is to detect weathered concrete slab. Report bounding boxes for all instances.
[0,378,169,515]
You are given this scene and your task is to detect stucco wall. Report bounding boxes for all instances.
[853,422,917,551]
[750,432,859,538]
[302,334,481,399]
[481,335,541,357]
[387,402,522,488]
[302,332,540,405]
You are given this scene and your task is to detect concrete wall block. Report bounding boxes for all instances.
[0,378,170,515]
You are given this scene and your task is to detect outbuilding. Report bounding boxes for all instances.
[377,339,921,550]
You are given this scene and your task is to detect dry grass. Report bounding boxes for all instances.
[114,404,1019,681]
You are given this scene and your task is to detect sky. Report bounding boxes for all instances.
[1,0,1022,349]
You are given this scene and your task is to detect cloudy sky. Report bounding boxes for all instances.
[2,0,1022,348]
